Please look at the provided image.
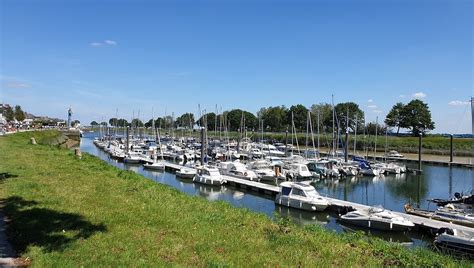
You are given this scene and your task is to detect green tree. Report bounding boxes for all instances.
[334,102,364,133]
[287,104,308,131]
[14,105,26,121]
[197,112,217,130]
[109,118,118,127]
[365,122,386,135]
[130,118,144,128]
[4,106,14,122]
[402,99,435,136]
[100,122,108,126]
[117,118,128,127]
[90,121,99,126]
[310,103,332,132]
[176,113,195,129]
[385,102,406,135]
[223,109,257,131]
[259,106,288,132]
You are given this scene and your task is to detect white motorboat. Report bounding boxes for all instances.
[193,166,226,186]
[339,206,414,232]
[434,228,474,257]
[219,161,258,181]
[143,161,165,170]
[275,182,329,212]
[123,152,142,164]
[248,160,280,181]
[286,163,313,180]
[384,150,404,159]
[176,168,196,179]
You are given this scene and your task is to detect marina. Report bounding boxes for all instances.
[82,132,474,252]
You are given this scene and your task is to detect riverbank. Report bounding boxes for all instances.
[0,131,470,266]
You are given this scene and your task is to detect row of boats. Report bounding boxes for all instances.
[93,135,409,183]
[92,135,473,258]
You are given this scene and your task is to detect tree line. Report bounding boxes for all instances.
[1,105,26,122]
[93,99,435,137]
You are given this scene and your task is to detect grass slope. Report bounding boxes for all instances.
[0,131,470,266]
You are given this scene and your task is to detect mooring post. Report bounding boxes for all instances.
[449,134,454,163]
[75,148,82,159]
[200,127,205,166]
[418,133,422,171]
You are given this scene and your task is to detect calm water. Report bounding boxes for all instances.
[80,133,473,249]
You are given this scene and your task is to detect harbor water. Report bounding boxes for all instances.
[80,133,473,249]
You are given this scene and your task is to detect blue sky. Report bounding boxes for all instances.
[1,0,472,133]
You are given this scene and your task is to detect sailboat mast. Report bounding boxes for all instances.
[374,116,378,159]
[332,94,335,156]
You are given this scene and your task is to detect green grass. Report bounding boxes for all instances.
[0,131,471,266]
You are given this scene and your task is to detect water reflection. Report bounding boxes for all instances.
[275,206,330,226]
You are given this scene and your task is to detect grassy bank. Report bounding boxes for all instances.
[0,131,469,266]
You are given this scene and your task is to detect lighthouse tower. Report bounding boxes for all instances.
[67,107,72,128]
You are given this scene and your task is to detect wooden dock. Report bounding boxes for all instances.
[163,161,474,234]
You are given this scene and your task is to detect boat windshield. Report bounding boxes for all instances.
[305,188,319,198]
[209,170,221,177]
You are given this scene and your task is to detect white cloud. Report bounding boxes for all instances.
[367,104,377,109]
[90,40,117,47]
[399,94,405,98]
[1,79,32,89]
[104,40,117,46]
[448,100,470,106]
[367,99,373,103]
[412,92,426,99]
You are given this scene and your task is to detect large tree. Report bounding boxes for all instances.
[109,118,118,127]
[130,118,144,127]
[14,105,26,121]
[287,104,308,131]
[385,102,406,135]
[197,112,217,130]
[176,113,195,129]
[334,102,364,133]
[310,103,333,132]
[259,106,288,132]
[90,121,99,126]
[224,109,257,132]
[402,99,435,136]
[4,106,14,122]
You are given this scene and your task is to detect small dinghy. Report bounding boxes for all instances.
[340,206,414,232]
[435,228,474,258]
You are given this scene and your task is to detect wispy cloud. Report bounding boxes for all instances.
[3,82,31,89]
[367,99,373,103]
[90,40,118,47]
[373,109,382,114]
[367,104,377,109]
[412,92,426,99]
[104,40,117,46]
[448,100,470,106]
